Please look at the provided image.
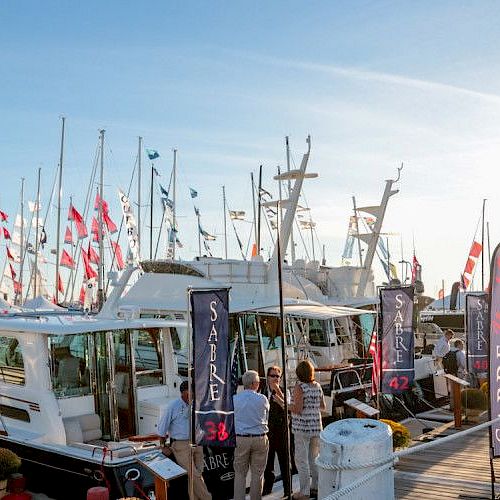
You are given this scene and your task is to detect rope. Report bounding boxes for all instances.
[316,454,396,471]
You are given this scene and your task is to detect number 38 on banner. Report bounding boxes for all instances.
[388,375,409,391]
[204,421,229,442]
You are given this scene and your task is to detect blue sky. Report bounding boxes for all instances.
[1,1,500,298]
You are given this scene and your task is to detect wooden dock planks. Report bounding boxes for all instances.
[395,423,497,499]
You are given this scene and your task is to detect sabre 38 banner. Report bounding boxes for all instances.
[489,244,500,456]
[466,293,489,377]
[379,286,415,394]
[191,288,235,447]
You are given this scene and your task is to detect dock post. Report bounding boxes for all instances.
[452,380,462,428]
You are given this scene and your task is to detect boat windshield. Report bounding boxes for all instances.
[0,336,25,385]
[49,334,92,398]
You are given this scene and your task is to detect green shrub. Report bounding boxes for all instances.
[461,388,488,410]
[0,448,21,480]
[380,419,411,450]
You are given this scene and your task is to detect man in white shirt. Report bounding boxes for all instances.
[433,329,454,369]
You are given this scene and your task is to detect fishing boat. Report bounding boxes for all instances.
[0,295,186,499]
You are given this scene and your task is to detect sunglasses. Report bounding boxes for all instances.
[268,374,281,378]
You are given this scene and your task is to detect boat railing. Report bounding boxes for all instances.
[317,416,500,499]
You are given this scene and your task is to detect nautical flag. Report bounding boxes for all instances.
[368,329,380,397]
[60,249,75,269]
[162,197,174,210]
[64,227,73,245]
[91,217,99,242]
[461,240,483,290]
[79,286,85,304]
[103,212,117,234]
[229,210,245,220]
[9,264,16,280]
[438,288,444,299]
[111,241,124,270]
[189,187,198,199]
[13,280,21,294]
[87,244,99,265]
[57,272,64,294]
[94,193,109,214]
[68,204,88,239]
[81,248,97,280]
[2,228,11,240]
[194,206,200,217]
[0,210,8,222]
[159,184,169,198]
[199,224,216,241]
[146,149,160,161]
[152,166,160,176]
[39,227,47,247]
[259,187,272,199]
[6,247,14,262]
[28,201,41,212]
[14,215,26,228]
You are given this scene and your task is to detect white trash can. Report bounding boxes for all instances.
[316,418,394,500]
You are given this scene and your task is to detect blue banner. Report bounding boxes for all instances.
[191,289,235,447]
[466,293,489,377]
[380,286,415,394]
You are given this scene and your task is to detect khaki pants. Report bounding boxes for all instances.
[171,440,212,500]
[233,435,269,500]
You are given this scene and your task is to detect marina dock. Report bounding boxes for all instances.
[395,418,497,499]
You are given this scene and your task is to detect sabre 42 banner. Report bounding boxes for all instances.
[380,286,415,394]
[466,293,489,377]
[489,244,500,456]
[191,289,235,447]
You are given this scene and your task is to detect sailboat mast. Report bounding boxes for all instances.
[257,165,262,257]
[250,173,257,255]
[137,136,142,252]
[17,178,25,305]
[55,116,65,304]
[33,167,41,299]
[97,129,105,310]
[172,149,177,260]
[223,185,228,259]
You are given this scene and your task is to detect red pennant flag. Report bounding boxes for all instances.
[3,228,11,240]
[88,244,99,265]
[462,274,471,289]
[464,257,475,275]
[0,210,8,222]
[79,285,85,304]
[111,241,124,270]
[64,226,73,245]
[57,272,64,294]
[9,264,16,280]
[411,255,420,284]
[469,241,482,258]
[60,249,75,269]
[75,220,88,240]
[13,280,21,294]
[94,193,109,214]
[68,205,88,239]
[81,248,97,280]
[6,247,14,262]
[68,204,84,223]
[368,329,380,396]
[103,212,117,234]
[91,217,99,242]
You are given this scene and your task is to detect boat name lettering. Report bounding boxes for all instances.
[394,294,408,363]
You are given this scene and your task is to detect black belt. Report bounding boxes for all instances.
[236,433,266,437]
[170,438,188,443]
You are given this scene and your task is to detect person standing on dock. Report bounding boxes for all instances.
[291,360,325,500]
[450,339,467,379]
[158,380,212,500]
[233,370,270,500]
[433,329,454,369]
[261,365,292,498]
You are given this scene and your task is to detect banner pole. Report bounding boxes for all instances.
[187,287,195,500]
[277,225,292,499]
[488,250,496,499]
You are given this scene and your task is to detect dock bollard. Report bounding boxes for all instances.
[316,418,394,499]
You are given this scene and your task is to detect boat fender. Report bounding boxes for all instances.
[86,486,109,500]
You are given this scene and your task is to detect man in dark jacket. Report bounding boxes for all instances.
[261,365,292,497]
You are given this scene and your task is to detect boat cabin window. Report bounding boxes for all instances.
[49,334,92,397]
[260,316,281,351]
[131,329,163,387]
[334,318,352,344]
[0,337,25,385]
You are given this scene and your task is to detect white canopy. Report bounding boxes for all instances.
[24,296,65,311]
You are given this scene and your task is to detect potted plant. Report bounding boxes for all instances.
[0,448,21,498]
[461,388,488,423]
[380,419,411,450]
